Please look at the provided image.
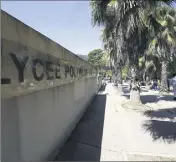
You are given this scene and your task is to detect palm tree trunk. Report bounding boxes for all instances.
[143,70,146,83]
[117,67,123,94]
[117,68,122,84]
[130,67,141,103]
[114,70,118,86]
[160,60,168,93]
[114,61,119,86]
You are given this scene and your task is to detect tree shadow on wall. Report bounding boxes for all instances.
[142,108,176,144]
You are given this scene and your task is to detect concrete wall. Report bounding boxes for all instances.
[1,10,99,162]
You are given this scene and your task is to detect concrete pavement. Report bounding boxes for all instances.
[55,83,176,161]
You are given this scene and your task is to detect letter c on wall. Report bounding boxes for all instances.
[32,59,44,81]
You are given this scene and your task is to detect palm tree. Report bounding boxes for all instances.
[168,46,176,77]
[139,54,161,90]
[148,6,176,92]
[90,0,175,103]
[100,3,125,89]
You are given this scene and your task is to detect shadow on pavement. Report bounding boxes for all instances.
[122,85,129,88]
[141,95,159,104]
[122,86,130,94]
[142,108,176,144]
[141,95,174,104]
[122,94,174,104]
[122,86,149,95]
[54,86,107,161]
[99,84,107,92]
[143,108,176,120]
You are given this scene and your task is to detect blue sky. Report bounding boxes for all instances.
[2,1,175,55]
[1,1,103,55]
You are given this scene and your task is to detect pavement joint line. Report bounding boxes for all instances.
[127,151,176,158]
[70,139,124,154]
[70,139,102,149]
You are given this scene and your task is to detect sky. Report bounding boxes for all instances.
[2,1,175,56]
[1,1,103,55]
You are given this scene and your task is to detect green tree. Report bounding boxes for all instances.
[100,2,127,87]
[90,0,175,103]
[88,49,104,67]
[122,65,129,80]
[88,49,108,77]
[148,6,176,92]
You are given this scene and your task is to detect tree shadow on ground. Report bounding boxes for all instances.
[123,93,174,104]
[142,108,176,144]
[122,85,129,88]
[141,95,174,104]
[144,108,176,120]
[122,86,130,94]
[122,86,148,95]
[141,95,158,103]
[54,87,107,161]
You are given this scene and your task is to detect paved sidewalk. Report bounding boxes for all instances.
[55,83,176,161]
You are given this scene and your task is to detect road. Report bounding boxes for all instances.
[55,83,176,161]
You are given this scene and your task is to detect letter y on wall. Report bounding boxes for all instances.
[9,53,29,83]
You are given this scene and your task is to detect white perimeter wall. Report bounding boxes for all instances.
[1,10,100,162]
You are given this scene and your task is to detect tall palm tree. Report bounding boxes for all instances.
[101,25,118,84]
[90,0,174,40]
[100,3,125,87]
[148,6,176,92]
[140,54,161,83]
[168,45,176,77]
[90,0,175,103]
